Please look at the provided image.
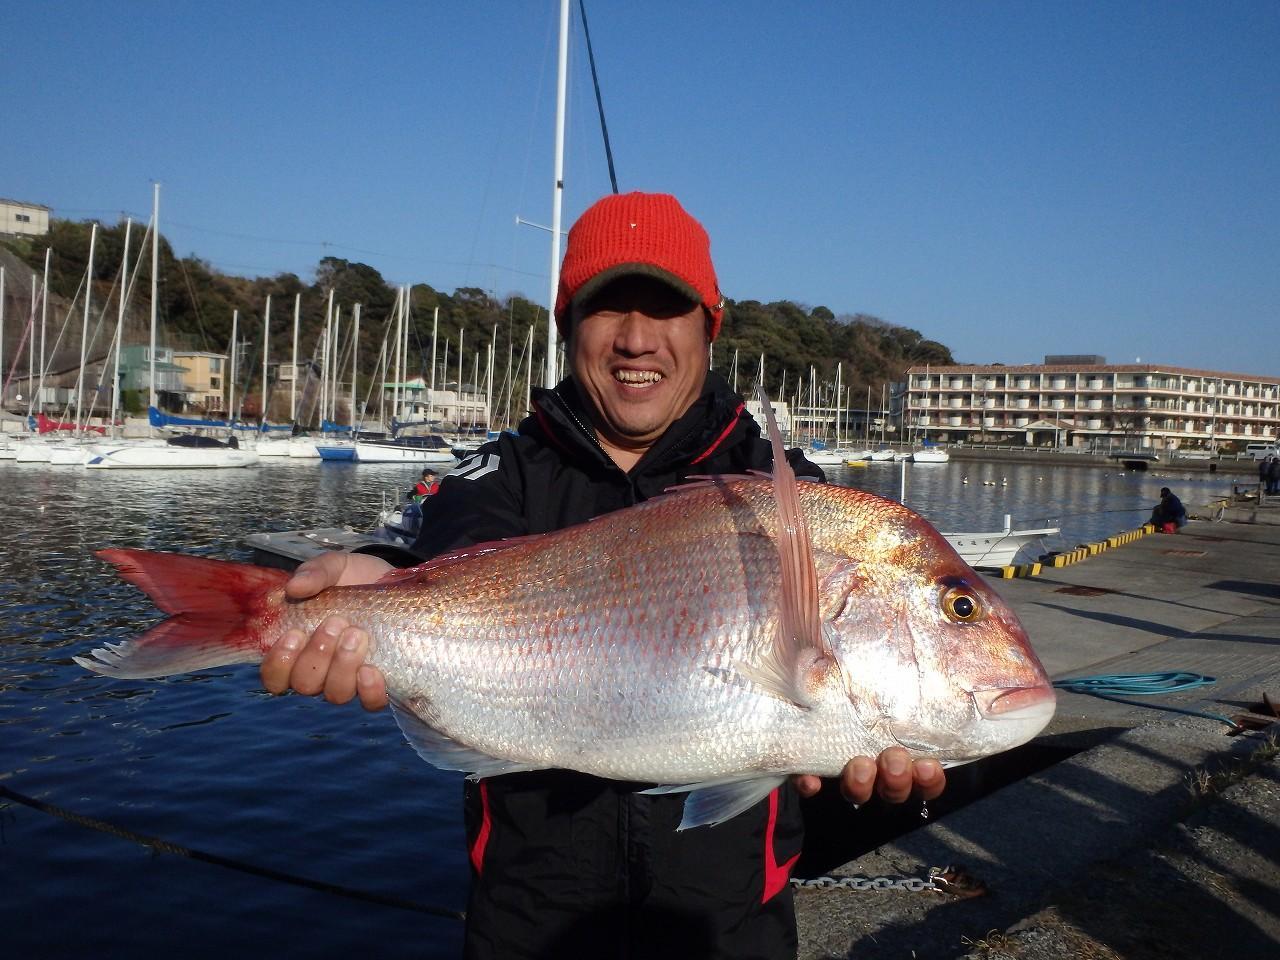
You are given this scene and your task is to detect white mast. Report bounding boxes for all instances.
[391,287,403,427]
[428,306,439,427]
[351,303,360,431]
[148,183,159,412]
[325,305,335,422]
[320,288,334,427]
[289,293,300,422]
[261,294,271,426]
[544,0,569,388]
[38,248,50,416]
[73,222,98,432]
[26,275,35,417]
[228,310,239,421]
[110,219,132,434]
[401,286,411,421]
[457,325,465,421]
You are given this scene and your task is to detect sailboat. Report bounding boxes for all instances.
[86,185,259,470]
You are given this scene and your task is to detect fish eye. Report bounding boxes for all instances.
[941,586,983,623]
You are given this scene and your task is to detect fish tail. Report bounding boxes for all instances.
[75,548,290,679]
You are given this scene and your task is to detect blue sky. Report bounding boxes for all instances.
[6,2,1278,376]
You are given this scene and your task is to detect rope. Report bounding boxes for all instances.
[0,784,464,921]
[1052,671,1239,730]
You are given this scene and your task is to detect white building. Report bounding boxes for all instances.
[386,377,490,429]
[0,198,51,237]
[906,361,1279,452]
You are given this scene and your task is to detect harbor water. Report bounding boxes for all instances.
[0,458,1238,957]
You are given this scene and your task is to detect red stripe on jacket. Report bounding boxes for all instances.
[762,787,800,903]
[691,402,745,465]
[469,779,493,874]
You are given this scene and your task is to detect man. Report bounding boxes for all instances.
[1151,486,1188,531]
[262,192,944,958]
[410,467,440,502]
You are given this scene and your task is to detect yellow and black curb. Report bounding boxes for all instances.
[999,523,1156,579]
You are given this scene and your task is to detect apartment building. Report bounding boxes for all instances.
[905,360,1279,452]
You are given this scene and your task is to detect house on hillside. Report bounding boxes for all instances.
[0,198,51,238]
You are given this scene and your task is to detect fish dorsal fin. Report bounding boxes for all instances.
[741,388,831,708]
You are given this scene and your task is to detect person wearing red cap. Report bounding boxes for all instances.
[262,192,945,959]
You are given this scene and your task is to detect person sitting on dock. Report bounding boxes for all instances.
[1150,487,1188,532]
[260,192,946,960]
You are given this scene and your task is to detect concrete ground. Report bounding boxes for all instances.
[794,514,1280,959]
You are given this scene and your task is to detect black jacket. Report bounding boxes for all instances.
[409,372,823,960]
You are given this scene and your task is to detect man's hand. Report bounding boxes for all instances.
[260,551,394,711]
[791,747,945,805]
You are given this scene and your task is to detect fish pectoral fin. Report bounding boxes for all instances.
[389,696,543,778]
[643,775,788,831]
[731,634,839,709]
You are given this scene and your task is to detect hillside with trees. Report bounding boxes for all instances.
[1,218,953,427]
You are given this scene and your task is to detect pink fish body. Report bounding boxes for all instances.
[80,473,1055,829]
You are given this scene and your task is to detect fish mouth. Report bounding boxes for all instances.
[971,685,1057,721]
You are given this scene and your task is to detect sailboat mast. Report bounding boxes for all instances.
[428,306,438,427]
[39,248,50,417]
[111,219,132,434]
[351,302,360,431]
[290,293,300,422]
[261,295,271,427]
[544,0,569,389]
[74,222,98,433]
[330,305,342,423]
[148,183,159,412]
[228,310,238,421]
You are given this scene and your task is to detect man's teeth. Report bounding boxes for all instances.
[615,370,663,384]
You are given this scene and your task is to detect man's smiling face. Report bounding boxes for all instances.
[569,274,710,466]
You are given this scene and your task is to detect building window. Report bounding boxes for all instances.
[210,376,220,388]
[16,213,31,223]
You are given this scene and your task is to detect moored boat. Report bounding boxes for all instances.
[941,515,1060,569]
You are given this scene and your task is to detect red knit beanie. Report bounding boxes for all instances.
[554,192,725,340]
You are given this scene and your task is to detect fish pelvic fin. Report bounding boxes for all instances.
[389,696,545,779]
[76,549,288,679]
[643,775,788,830]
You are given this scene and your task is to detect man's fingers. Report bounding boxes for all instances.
[356,664,390,712]
[288,615,349,696]
[874,747,915,804]
[322,626,370,705]
[261,629,304,694]
[838,756,878,805]
[790,774,822,798]
[284,553,346,600]
[913,759,946,801]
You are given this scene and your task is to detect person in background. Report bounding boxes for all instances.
[1150,486,1188,531]
[1268,455,1280,496]
[260,192,945,959]
[1260,455,1271,494]
[410,467,440,503]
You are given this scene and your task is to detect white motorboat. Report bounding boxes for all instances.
[910,448,951,463]
[804,446,870,467]
[942,515,1060,569]
[868,448,897,461]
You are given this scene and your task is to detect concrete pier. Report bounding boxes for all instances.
[795,516,1280,958]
